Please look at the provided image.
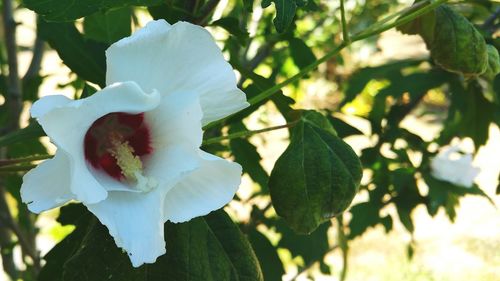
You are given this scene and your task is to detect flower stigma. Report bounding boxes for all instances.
[84,112,157,192]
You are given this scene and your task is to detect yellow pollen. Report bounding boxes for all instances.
[108,135,143,182]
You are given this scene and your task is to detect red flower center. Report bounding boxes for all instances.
[84,112,152,180]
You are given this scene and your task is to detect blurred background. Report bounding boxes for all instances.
[0,0,499,280]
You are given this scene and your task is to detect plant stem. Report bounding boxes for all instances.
[0,154,52,167]
[340,0,350,44]
[204,0,448,130]
[202,122,297,145]
[2,0,22,132]
[0,186,40,272]
[338,215,349,281]
[0,164,37,173]
[23,24,45,80]
[351,0,447,41]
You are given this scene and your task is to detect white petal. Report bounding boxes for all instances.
[139,91,203,193]
[20,151,74,213]
[106,20,249,125]
[86,188,166,267]
[35,82,161,204]
[31,95,72,118]
[163,151,242,223]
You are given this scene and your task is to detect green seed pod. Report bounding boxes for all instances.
[483,45,500,80]
[430,5,488,76]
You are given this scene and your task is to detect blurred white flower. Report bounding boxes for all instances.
[430,145,480,187]
[21,20,248,267]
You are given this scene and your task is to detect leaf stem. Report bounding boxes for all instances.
[202,122,297,146]
[340,0,350,44]
[0,154,52,167]
[0,164,37,173]
[204,0,448,130]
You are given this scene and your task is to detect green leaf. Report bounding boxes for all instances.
[424,174,494,220]
[39,19,106,87]
[431,5,488,76]
[79,83,99,99]
[274,219,330,271]
[262,0,298,32]
[342,59,423,105]
[211,17,249,45]
[24,0,163,21]
[391,168,423,233]
[0,122,44,148]
[483,45,500,80]
[269,110,362,234]
[348,202,382,239]
[247,229,285,281]
[148,1,193,24]
[48,209,263,281]
[83,7,132,44]
[39,204,92,281]
[229,123,269,193]
[327,115,364,138]
[460,80,496,148]
[288,37,316,69]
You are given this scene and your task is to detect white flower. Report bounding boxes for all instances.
[20,20,249,267]
[430,145,480,187]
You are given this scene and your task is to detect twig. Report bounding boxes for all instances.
[0,219,18,280]
[337,215,349,281]
[0,154,52,167]
[23,31,45,80]
[203,121,298,145]
[0,186,40,272]
[340,0,350,44]
[2,0,22,132]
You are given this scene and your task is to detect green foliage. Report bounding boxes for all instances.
[2,1,499,280]
[261,0,307,32]
[269,110,362,234]
[23,0,163,21]
[400,4,488,76]
[40,205,263,281]
[83,8,132,44]
[38,19,106,87]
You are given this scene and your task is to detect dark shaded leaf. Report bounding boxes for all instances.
[83,7,132,44]
[211,17,249,45]
[262,0,298,32]
[327,115,363,138]
[348,202,381,239]
[269,110,362,234]
[288,37,316,69]
[431,5,488,76]
[229,123,269,193]
[39,20,107,87]
[247,229,285,281]
[274,220,330,269]
[24,0,163,21]
[55,210,263,281]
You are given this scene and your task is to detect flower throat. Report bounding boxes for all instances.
[84,112,152,184]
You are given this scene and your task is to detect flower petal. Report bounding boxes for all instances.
[106,20,249,125]
[30,95,72,118]
[34,81,161,204]
[86,188,166,267]
[163,151,242,223]
[20,151,74,213]
[138,91,203,193]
